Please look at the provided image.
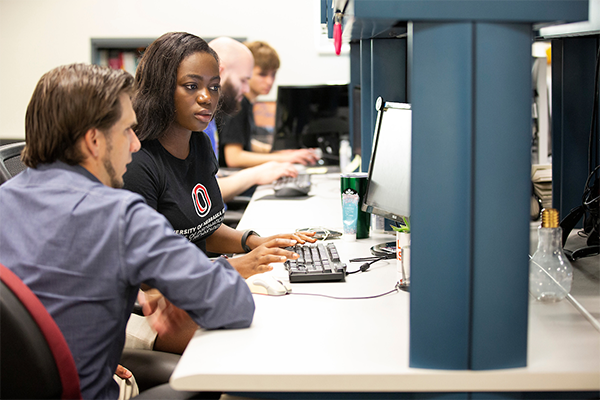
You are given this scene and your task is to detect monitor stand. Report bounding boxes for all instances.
[370,241,396,258]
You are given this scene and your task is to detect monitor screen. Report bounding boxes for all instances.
[271,84,349,165]
[362,100,411,223]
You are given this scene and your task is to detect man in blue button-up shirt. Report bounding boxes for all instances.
[0,64,258,400]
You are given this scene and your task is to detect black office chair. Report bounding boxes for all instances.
[1,263,210,399]
[1,263,83,400]
[0,141,27,184]
[120,348,180,393]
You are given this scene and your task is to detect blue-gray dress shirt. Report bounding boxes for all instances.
[0,162,254,400]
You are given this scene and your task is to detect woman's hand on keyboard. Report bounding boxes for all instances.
[246,231,317,250]
[228,238,302,279]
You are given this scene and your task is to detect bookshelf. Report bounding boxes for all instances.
[91,38,156,76]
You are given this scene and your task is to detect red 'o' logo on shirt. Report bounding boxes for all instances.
[192,184,211,217]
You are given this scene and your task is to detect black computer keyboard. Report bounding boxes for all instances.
[284,242,346,282]
[273,174,311,197]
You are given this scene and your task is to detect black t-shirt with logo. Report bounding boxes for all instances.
[123,132,225,253]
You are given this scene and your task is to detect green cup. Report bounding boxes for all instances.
[340,172,370,239]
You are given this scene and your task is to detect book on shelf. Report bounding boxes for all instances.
[98,49,109,68]
[97,49,141,76]
[122,52,137,76]
[532,163,552,182]
[532,164,552,209]
[108,50,122,70]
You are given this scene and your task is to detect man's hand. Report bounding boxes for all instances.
[277,148,320,165]
[115,365,132,379]
[251,161,298,185]
[138,290,196,337]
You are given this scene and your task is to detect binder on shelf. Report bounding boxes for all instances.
[532,164,552,210]
[122,52,137,76]
[108,50,122,70]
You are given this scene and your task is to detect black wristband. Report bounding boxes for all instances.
[241,230,260,253]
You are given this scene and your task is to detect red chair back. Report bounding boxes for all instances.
[0,263,82,399]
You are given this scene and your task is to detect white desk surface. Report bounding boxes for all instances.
[171,173,600,393]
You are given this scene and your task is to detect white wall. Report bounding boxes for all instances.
[0,0,350,139]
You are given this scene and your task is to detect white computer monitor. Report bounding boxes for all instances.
[362,98,411,223]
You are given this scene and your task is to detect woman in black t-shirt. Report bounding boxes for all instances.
[123,32,315,279]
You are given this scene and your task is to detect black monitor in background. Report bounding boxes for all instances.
[271,84,349,166]
[362,98,411,224]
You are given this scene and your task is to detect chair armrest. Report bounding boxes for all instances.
[120,348,180,392]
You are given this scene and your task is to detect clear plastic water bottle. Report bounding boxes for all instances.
[529,208,573,302]
[339,139,351,172]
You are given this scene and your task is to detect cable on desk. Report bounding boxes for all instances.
[289,283,401,300]
[567,293,600,333]
[346,256,386,275]
[529,254,600,333]
[346,255,393,275]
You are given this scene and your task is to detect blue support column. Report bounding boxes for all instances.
[470,22,531,370]
[410,21,531,370]
[410,22,474,370]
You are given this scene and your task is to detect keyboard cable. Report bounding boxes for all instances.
[289,283,401,300]
[346,256,389,275]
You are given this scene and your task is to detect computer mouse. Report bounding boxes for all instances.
[246,274,291,296]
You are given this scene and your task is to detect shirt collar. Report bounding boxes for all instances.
[36,161,103,184]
